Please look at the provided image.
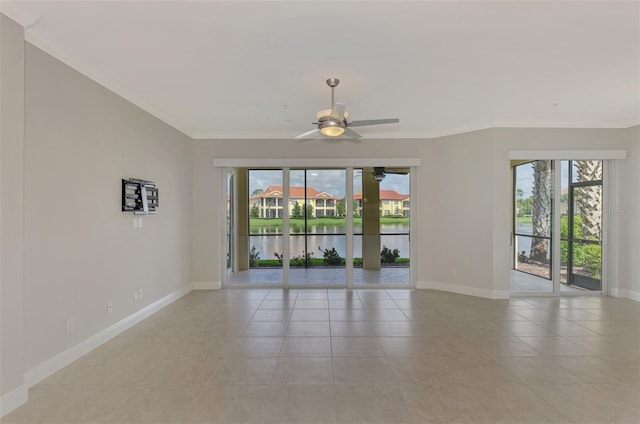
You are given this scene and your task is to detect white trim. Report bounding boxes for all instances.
[0,384,28,418]
[193,281,221,290]
[611,288,640,302]
[0,4,38,28]
[508,150,627,160]
[212,158,421,168]
[24,285,191,388]
[417,280,510,300]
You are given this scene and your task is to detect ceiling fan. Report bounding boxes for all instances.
[372,167,408,182]
[294,78,399,140]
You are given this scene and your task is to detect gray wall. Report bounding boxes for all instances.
[1,14,26,401]
[21,43,193,370]
[192,128,638,299]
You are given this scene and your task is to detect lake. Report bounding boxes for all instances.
[249,223,410,260]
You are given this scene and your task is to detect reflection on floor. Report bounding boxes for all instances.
[4,288,639,423]
[511,270,587,293]
[227,266,410,286]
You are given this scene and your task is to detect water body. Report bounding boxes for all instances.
[249,224,410,260]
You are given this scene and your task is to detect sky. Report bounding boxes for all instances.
[249,169,410,198]
[515,161,570,198]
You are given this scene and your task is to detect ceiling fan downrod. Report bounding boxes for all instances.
[326,78,339,109]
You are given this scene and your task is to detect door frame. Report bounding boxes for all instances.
[508,150,626,297]
[215,158,420,289]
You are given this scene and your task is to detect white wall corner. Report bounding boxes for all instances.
[0,384,28,418]
[416,280,509,300]
[23,285,191,389]
[192,281,221,290]
[610,288,640,303]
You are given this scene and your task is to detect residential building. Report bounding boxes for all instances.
[353,189,410,217]
[249,185,339,218]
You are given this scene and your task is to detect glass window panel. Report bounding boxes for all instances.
[572,186,602,242]
[514,235,551,279]
[245,169,283,284]
[572,160,603,183]
[514,161,552,238]
[571,242,602,290]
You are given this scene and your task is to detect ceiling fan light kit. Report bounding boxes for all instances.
[295,78,399,140]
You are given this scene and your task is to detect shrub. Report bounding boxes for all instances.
[380,245,400,264]
[319,246,344,266]
[249,246,260,267]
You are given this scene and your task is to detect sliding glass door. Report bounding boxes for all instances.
[511,160,604,294]
[227,166,413,288]
[289,169,347,286]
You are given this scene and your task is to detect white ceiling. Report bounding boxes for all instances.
[2,0,639,139]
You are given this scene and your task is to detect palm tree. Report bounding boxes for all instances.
[574,160,602,240]
[530,161,551,262]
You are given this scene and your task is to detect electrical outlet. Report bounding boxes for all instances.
[133,291,139,302]
[133,218,138,229]
[65,318,75,333]
[138,288,143,301]
[138,217,143,228]
[451,268,457,278]
[107,303,113,315]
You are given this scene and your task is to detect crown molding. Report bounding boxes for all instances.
[0,3,38,28]
[23,27,195,138]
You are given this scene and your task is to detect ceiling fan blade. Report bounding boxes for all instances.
[349,118,399,127]
[330,102,347,121]
[294,128,321,140]
[343,128,362,139]
[384,167,410,175]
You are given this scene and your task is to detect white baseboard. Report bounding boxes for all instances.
[0,384,28,418]
[610,288,640,302]
[416,280,510,300]
[192,281,221,290]
[23,284,192,389]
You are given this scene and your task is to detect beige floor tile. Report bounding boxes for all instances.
[6,288,640,424]
[518,336,593,356]
[331,336,385,356]
[286,321,331,336]
[401,384,570,423]
[379,336,454,357]
[226,336,284,357]
[333,357,395,384]
[552,356,640,384]
[259,299,296,309]
[294,299,329,309]
[373,321,418,336]
[2,384,132,424]
[272,357,334,385]
[280,336,332,356]
[291,309,330,321]
[529,383,640,423]
[208,357,278,384]
[250,309,292,321]
[329,299,365,309]
[501,356,583,384]
[329,309,369,321]
[105,385,201,423]
[330,321,378,336]
[187,383,269,424]
[241,321,288,336]
[335,384,413,423]
[262,385,337,423]
[387,355,448,385]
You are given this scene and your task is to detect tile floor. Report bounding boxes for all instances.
[4,288,639,424]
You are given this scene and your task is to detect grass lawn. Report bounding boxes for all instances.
[250,216,409,231]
